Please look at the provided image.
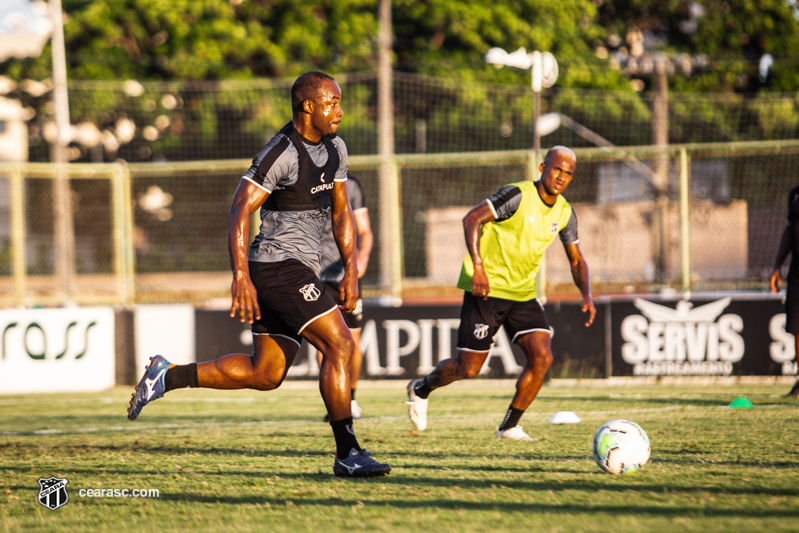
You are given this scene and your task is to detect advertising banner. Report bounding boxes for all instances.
[195,301,607,379]
[611,296,793,377]
[0,307,115,393]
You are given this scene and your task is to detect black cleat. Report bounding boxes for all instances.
[333,448,391,478]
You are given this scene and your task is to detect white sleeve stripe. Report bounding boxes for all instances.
[485,199,498,218]
[334,177,347,182]
[353,207,368,213]
[242,176,271,193]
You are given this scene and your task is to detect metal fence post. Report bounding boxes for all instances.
[10,169,26,305]
[112,162,135,304]
[379,157,403,301]
[679,148,691,296]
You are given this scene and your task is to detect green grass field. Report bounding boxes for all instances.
[2,379,798,532]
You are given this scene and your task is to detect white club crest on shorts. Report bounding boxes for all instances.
[299,283,321,302]
[473,323,489,340]
[550,221,559,235]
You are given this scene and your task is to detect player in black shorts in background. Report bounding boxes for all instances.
[316,175,373,420]
[127,71,390,477]
[770,185,799,397]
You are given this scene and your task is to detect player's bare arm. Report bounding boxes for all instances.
[227,179,268,324]
[770,224,792,293]
[332,180,359,312]
[463,201,497,299]
[354,209,373,279]
[564,241,595,327]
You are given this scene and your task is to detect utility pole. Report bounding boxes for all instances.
[377,0,401,300]
[50,0,75,301]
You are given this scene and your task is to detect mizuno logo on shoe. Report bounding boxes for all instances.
[144,368,167,400]
[336,460,362,475]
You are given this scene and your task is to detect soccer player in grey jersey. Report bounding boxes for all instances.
[127,71,390,478]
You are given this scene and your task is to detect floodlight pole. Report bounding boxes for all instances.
[485,48,557,298]
[485,49,556,170]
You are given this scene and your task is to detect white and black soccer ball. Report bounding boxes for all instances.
[592,419,650,474]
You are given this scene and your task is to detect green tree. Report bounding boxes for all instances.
[6,0,381,81]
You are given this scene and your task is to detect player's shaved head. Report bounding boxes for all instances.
[545,145,576,164]
[292,71,337,113]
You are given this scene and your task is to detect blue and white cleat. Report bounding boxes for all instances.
[333,449,391,478]
[127,355,171,421]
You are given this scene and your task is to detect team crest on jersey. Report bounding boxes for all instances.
[473,323,489,340]
[299,283,321,302]
[38,476,69,510]
[550,221,559,235]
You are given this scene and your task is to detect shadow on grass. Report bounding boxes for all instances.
[7,478,799,518]
[148,491,799,517]
[9,439,799,471]
[5,463,799,499]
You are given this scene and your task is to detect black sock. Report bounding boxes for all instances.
[414,377,432,399]
[164,363,199,392]
[498,406,525,431]
[350,389,356,401]
[330,416,361,459]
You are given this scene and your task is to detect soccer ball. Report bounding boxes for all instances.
[592,419,650,474]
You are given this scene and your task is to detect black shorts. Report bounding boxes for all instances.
[249,259,339,346]
[323,281,364,329]
[457,292,551,352]
[786,271,799,335]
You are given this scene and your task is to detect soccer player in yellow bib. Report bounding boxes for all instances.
[407,145,596,440]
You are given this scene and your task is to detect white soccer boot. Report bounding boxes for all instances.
[406,380,428,431]
[351,399,363,419]
[496,425,538,441]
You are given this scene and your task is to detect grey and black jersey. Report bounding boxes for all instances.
[487,184,579,244]
[319,175,367,283]
[242,123,349,272]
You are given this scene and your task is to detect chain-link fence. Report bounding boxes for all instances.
[8,72,799,164]
[1,140,796,306]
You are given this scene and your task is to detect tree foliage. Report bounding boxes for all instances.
[3,0,799,91]
[2,0,626,88]
[3,0,799,163]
